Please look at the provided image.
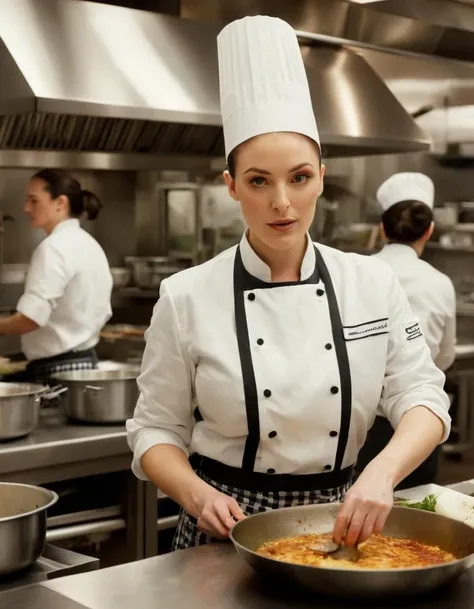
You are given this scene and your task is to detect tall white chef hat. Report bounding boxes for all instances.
[217,15,320,160]
[377,172,435,212]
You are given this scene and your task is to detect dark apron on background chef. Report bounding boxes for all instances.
[173,245,355,550]
[3,348,98,386]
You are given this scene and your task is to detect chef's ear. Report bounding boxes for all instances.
[318,164,326,197]
[56,194,69,213]
[427,221,435,239]
[223,170,239,202]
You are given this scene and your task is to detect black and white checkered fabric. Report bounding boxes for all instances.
[172,469,352,551]
[3,349,98,385]
[30,355,96,384]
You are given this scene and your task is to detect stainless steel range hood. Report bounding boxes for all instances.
[0,0,429,158]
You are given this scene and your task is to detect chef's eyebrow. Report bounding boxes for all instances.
[243,162,314,175]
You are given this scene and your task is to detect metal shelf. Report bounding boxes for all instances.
[426,242,474,253]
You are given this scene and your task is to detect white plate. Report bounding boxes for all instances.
[394,484,446,501]
[395,483,474,528]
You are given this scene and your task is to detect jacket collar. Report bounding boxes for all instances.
[51,218,80,235]
[239,231,316,283]
[381,243,419,259]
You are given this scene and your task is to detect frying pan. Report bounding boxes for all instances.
[230,503,474,599]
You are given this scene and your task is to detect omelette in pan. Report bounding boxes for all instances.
[257,532,455,569]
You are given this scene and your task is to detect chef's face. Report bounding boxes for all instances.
[24,178,69,232]
[224,132,325,252]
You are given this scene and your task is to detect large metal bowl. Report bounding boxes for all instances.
[230,503,474,599]
[0,482,58,575]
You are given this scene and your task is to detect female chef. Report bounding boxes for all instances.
[0,169,113,382]
[127,16,450,550]
[357,173,456,489]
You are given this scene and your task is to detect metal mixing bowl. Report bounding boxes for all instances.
[0,482,58,575]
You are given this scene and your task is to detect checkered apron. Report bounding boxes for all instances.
[172,468,352,551]
[3,349,98,386]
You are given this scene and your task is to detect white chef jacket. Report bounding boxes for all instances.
[375,244,456,372]
[17,219,113,360]
[127,233,450,481]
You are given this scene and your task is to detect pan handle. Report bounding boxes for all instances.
[41,385,68,400]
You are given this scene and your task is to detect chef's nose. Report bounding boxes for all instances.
[272,185,290,212]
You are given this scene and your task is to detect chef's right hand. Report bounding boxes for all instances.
[194,487,246,538]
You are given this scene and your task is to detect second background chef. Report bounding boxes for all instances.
[357,172,456,488]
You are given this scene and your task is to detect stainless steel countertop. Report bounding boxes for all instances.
[40,543,474,609]
[0,482,472,608]
[0,410,128,477]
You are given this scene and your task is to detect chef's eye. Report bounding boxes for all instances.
[292,173,311,184]
[249,176,267,187]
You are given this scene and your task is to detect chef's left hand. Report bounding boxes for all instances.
[332,465,393,547]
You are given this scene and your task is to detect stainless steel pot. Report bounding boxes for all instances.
[110,267,131,288]
[53,367,140,423]
[0,382,67,441]
[124,256,182,289]
[0,482,58,575]
[0,263,29,285]
[230,503,474,598]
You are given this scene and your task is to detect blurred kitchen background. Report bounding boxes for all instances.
[2,0,474,566]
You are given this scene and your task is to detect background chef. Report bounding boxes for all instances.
[0,169,113,383]
[127,15,450,551]
[357,172,456,489]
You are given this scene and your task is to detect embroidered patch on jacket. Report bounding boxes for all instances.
[405,321,423,341]
[343,318,389,341]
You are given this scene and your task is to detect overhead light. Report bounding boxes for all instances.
[348,1,388,4]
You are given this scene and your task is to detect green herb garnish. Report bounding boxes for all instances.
[395,493,437,512]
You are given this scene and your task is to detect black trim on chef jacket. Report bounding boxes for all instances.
[190,454,354,493]
[232,244,353,477]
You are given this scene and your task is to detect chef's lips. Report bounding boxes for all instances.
[267,218,297,231]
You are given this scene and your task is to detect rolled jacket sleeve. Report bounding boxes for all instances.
[381,273,451,442]
[17,242,70,327]
[126,280,195,481]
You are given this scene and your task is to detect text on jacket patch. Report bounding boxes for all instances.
[405,321,423,341]
[342,318,389,341]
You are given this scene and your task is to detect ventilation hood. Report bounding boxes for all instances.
[0,0,430,157]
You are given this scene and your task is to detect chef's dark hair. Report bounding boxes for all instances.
[32,169,103,221]
[226,136,322,178]
[382,200,433,243]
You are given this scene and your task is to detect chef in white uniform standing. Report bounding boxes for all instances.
[127,16,450,550]
[357,172,456,489]
[375,173,456,370]
[0,169,113,383]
